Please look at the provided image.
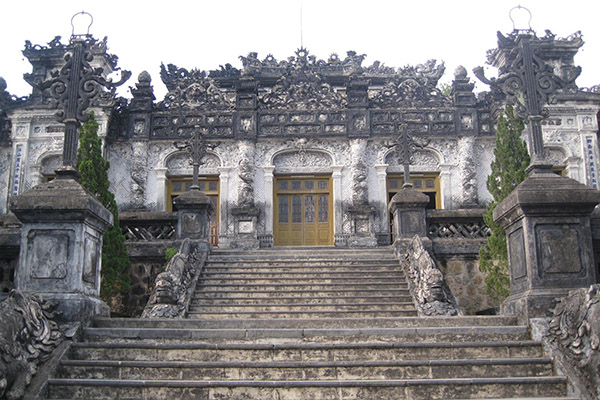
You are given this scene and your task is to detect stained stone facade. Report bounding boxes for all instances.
[1,34,599,250]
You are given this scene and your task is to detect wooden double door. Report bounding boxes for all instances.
[274,176,333,246]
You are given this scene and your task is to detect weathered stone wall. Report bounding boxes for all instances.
[123,241,179,317]
[437,256,494,314]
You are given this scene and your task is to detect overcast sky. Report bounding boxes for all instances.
[2,0,599,100]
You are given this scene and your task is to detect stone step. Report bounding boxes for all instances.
[195,283,409,291]
[68,340,546,363]
[197,275,406,284]
[187,310,421,319]
[187,303,417,313]
[45,376,568,400]
[194,288,412,298]
[55,357,554,381]
[205,259,398,267]
[203,264,404,272]
[199,270,406,279]
[92,316,520,329]
[188,302,415,311]
[81,325,529,342]
[190,295,415,305]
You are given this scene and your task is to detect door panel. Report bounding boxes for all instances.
[275,176,332,246]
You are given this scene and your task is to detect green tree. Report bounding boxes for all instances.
[77,112,130,305]
[479,106,530,303]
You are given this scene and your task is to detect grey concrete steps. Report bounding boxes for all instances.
[55,357,554,380]
[81,325,530,342]
[45,376,568,399]
[194,288,412,298]
[91,316,520,329]
[186,310,420,319]
[68,340,547,362]
[196,277,406,285]
[187,302,416,311]
[44,248,576,400]
[190,295,415,305]
[200,270,406,278]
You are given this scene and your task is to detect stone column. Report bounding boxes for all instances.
[456,136,479,207]
[262,165,275,246]
[218,166,231,241]
[173,190,213,241]
[155,167,168,211]
[439,163,453,209]
[494,169,600,320]
[10,176,112,325]
[227,141,260,249]
[332,165,344,245]
[375,164,390,242]
[347,139,377,247]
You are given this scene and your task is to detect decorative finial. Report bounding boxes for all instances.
[70,11,93,39]
[509,5,533,33]
[454,66,468,79]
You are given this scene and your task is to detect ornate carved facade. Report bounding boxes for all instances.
[1,34,599,248]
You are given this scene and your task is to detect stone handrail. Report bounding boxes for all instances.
[0,290,62,399]
[141,239,208,318]
[120,211,177,241]
[545,284,600,400]
[399,235,459,316]
[426,209,490,239]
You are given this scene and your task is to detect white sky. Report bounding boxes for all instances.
[2,0,599,100]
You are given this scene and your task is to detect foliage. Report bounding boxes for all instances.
[438,82,452,96]
[479,106,530,303]
[165,247,178,262]
[77,112,131,303]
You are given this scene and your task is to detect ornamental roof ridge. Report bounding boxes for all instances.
[207,48,445,83]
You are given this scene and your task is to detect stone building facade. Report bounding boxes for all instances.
[1,32,599,251]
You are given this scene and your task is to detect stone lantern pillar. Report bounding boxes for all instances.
[173,190,213,241]
[10,176,112,325]
[388,187,430,247]
[494,169,600,320]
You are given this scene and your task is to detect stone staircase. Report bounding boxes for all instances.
[44,248,577,399]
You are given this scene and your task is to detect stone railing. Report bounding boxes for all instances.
[141,239,208,318]
[427,209,490,239]
[120,211,177,241]
[426,209,490,259]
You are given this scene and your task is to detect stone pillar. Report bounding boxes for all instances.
[173,190,213,241]
[494,169,600,320]
[155,167,168,211]
[262,165,275,246]
[375,164,390,240]
[332,165,344,245]
[388,187,430,248]
[10,176,112,325]
[347,139,377,247]
[218,166,231,241]
[439,163,453,209]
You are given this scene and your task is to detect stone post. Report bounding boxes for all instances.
[10,176,112,325]
[494,169,600,320]
[388,187,430,247]
[173,190,213,241]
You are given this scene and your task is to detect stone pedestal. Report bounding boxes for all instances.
[388,188,430,248]
[224,206,260,249]
[494,168,600,320]
[346,205,377,247]
[173,190,213,241]
[9,176,113,325]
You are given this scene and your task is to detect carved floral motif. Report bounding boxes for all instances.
[273,150,333,168]
[158,63,234,110]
